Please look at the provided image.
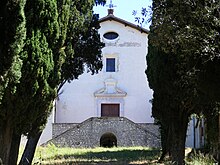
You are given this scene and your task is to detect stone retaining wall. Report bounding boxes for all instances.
[52,123,78,137]
[47,117,161,148]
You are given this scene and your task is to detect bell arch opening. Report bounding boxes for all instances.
[100,132,117,148]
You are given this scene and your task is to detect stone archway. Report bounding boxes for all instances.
[100,132,117,147]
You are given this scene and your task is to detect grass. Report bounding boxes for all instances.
[185,149,217,165]
[19,145,161,165]
[18,145,217,165]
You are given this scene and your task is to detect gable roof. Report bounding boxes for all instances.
[99,14,149,34]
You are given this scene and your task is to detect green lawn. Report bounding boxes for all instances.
[18,145,216,165]
[19,145,161,165]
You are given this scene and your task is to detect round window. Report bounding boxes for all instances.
[103,32,119,40]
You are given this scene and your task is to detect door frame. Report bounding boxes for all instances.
[95,98,125,117]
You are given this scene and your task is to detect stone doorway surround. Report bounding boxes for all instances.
[94,77,127,117]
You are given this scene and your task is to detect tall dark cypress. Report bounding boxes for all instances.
[0,0,106,164]
[147,0,220,164]
[0,0,26,164]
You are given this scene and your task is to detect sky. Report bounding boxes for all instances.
[93,0,152,29]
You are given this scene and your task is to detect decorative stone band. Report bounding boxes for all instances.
[105,42,141,47]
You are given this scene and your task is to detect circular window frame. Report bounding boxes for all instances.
[103,31,119,43]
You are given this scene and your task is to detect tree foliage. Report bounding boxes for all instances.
[146,0,220,164]
[0,0,105,164]
[0,0,26,104]
[0,0,26,163]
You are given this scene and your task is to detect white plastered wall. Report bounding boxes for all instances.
[55,20,154,124]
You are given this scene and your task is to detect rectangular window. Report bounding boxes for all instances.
[106,58,115,72]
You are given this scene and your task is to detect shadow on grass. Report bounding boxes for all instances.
[39,148,161,165]
[72,149,160,160]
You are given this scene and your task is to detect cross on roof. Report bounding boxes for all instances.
[106,0,116,9]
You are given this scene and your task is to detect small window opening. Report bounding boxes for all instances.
[106,58,115,72]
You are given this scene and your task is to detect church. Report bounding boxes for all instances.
[39,4,204,149]
[40,7,160,148]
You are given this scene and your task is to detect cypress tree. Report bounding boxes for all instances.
[0,0,105,164]
[147,0,220,164]
[0,0,26,164]
[19,1,104,164]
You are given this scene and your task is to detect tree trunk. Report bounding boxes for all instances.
[170,116,188,165]
[8,132,21,165]
[159,124,171,162]
[0,120,14,165]
[218,112,220,162]
[19,131,42,165]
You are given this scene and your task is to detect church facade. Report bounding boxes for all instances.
[41,9,161,148]
[39,9,204,149]
[55,11,153,127]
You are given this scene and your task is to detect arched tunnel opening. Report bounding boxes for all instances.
[100,132,117,148]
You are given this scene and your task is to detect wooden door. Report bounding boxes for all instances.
[101,104,120,117]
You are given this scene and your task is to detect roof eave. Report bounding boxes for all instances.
[99,15,149,34]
